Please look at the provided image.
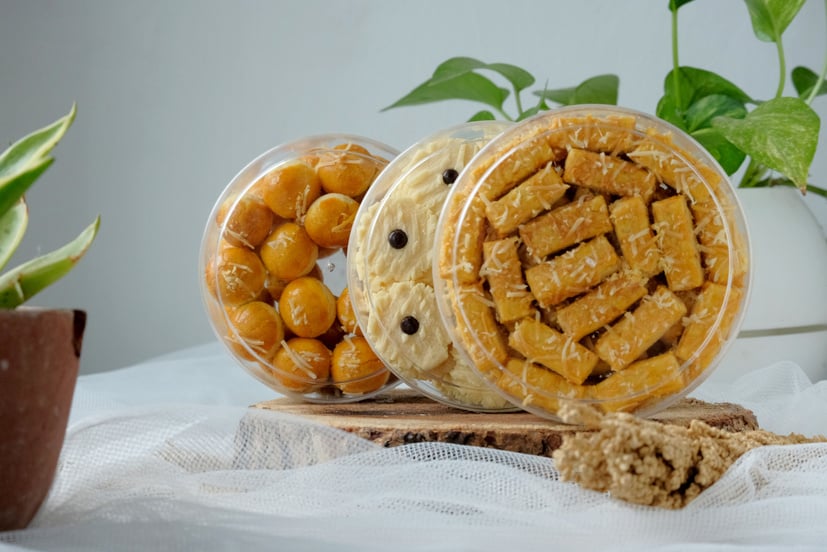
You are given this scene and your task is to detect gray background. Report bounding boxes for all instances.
[2,0,825,374]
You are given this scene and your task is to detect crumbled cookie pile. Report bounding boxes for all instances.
[552,404,826,509]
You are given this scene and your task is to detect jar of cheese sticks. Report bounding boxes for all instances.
[433,106,751,421]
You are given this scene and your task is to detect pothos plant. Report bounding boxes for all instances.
[384,0,826,197]
[0,105,99,308]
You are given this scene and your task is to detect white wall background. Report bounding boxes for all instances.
[2,0,825,374]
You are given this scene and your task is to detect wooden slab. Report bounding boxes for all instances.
[253,390,758,458]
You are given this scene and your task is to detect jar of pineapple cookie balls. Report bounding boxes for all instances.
[434,106,752,421]
[348,121,518,412]
[200,135,400,402]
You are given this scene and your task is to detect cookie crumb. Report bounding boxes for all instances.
[552,404,826,509]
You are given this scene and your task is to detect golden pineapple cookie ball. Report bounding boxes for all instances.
[266,262,325,302]
[278,276,337,338]
[272,337,332,393]
[226,301,285,362]
[204,254,218,298]
[216,195,274,249]
[259,222,319,281]
[331,336,389,394]
[303,193,360,249]
[316,143,379,197]
[336,287,361,336]
[211,246,267,305]
[265,276,289,303]
[254,160,322,219]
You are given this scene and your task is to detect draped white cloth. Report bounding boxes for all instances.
[2,343,826,551]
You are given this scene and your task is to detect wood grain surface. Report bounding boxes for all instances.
[253,390,759,458]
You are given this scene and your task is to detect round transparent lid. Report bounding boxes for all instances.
[433,105,752,421]
[348,121,516,411]
[200,134,401,402]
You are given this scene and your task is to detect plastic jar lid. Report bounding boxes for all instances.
[200,134,401,402]
[433,106,752,420]
[348,121,517,411]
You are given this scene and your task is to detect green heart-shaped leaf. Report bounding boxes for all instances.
[383,71,508,112]
[656,94,688,130]
[485,63,536,93]
[431,57,487,81]
[684,94,748,132]
[744,0,806,42]
[468,110,496,122]
[690,128,747,175]
[516,105,544,121]
[662,67,752,112]
[669,0,695,11]
[535,74,619,106]
[573,74,619,105]
[539,86,575,105]
[432,57,535,93]
[712,97,819,190]
[792,66,827,99]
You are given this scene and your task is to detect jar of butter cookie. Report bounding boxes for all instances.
[433,106,752,421]
[200,135,401,402]
[348,121,517,412]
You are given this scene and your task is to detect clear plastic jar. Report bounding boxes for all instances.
[200,135,400,402]
[348,121,517,411]
[434,106,752,420]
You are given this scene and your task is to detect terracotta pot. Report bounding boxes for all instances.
[0,308,86,531]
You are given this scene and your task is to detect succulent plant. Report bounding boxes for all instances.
[0,105,99,308]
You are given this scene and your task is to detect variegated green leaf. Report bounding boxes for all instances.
[0,199,28,272]
[744,0,806,42]
[0,216,99,309]
[0,104,75,180]
[0,157,53,219]
[792,66,827,99]
[712,97,818,190]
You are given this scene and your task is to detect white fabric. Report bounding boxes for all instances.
[2,344,827,551]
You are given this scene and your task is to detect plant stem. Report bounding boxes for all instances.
[805,0,827,105]
[671,5,682,108]
[513,86,524,119]
[496,106,514,121]
[768,178,827,199]
[803,184,827,198]
[741,18,789,188]
[774,36,786,99]
[740,159,768,188]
